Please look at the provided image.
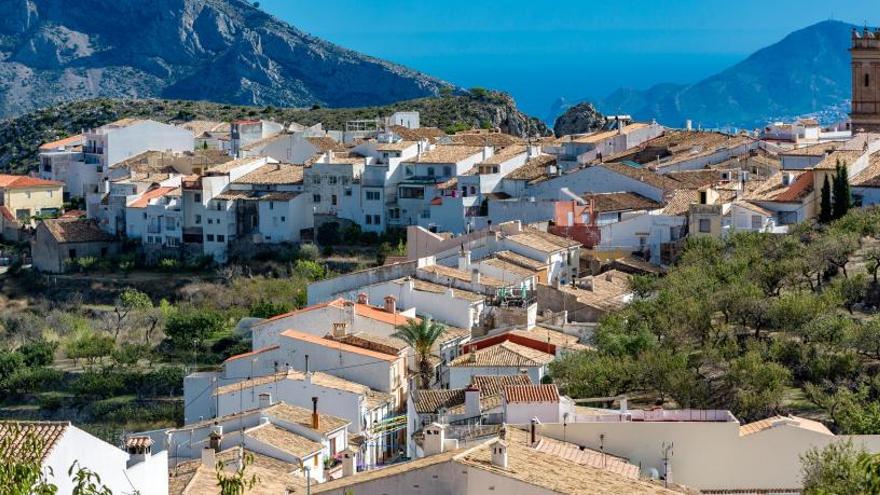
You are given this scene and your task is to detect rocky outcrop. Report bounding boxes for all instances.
[552,102,605,136]
[0,0,454,117]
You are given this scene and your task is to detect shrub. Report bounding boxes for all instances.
[65,332,115,364]
[1,367,63,395]
[19,340,57,367]
[298,244,319,261]
[316,222,342,246]
[293,259,325,281]
[111,343,151,366]
[164,309,228,351]
[249,300,292,319]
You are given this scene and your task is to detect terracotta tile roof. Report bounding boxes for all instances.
[532,436,639,479]
[265,402,350,434]
[480,257,537,278]
[280,328,399,362]
[732,201,774,217]
[470,374,533,397]
[504,383,560,403]
[211,370,393,409]
[389,125,446,142]
[746,171,814,203]
[306,136,344,153]
[224,345,280,363]
[213,190,300,202]
[409,145,484,164]
[599,163,682,191]
[583,192,663,212]
[555,270,632,312]
[128,186,179,208]
[852,151,880,187]
[170,447,305,495]
[418,264,509,288]
[313,449,462,493]
[233,163,304,185]
[814,150,864,170]
[739,415,832,437]
[374,140,418,152]
[661,189,699,216]
[665,169,727,189]
[508,327,591,352]
[110,149,232,172]
[39,134,84,150]
[505,228,581,254]
[494,250,549,270]
[0,421,69,461]
[353,302,415,327]
[0,175,63,189]
[246,423,323,458]
[204,156,268,175]
[780,141,839,156]
[504,154,556,182]
[326,332,408,355]
[449,341,554,368]
[414,389,466,414]
[479,145,527,165]
[394,277,485,302]
[41,219,114,243]
[608,130,754,171]
[178,120,229,137]
[455,428,683,495]
[448,132,523,148]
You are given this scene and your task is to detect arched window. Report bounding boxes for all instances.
[866,73,871,88]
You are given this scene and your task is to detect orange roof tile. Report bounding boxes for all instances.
[773,170,814,202]
[280,329,399,362]
[39,134,84,150]
[0,175,63,189]
[225,345,280,363]
[128,186,179,208]
[504,384,560,403]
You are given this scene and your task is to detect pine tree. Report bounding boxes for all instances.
[820,174,832,223]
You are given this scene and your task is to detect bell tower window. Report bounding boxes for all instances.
[866,73,871,88]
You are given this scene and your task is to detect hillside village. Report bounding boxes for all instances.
[7,25,880,495]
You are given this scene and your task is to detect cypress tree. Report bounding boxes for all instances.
[832,160,851,220]
[820,174,832,223]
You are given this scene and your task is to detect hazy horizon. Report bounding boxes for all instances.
[259,1,879,118]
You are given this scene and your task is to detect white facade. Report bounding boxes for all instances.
[40,423,167,495]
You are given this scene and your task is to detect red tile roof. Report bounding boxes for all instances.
[39,134,84,150]
[504,384,560,403]
[128,186,179,208]
[258,298,416,328]
[0,175,63,189]
[280,328,398,362]
[773,171,814,202]
[225,345,280,363]
[0,421,69,461]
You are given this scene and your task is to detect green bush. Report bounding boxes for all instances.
[158,258,180,271]
[72,368,127,399]
[19,340,57,367]
[293,259,325,281]
[111,343,151,366]
[249,300,292,319]
[65,332,115,363]
[298,244,319,261]
[1,367,63,395]
[164,309,228,351]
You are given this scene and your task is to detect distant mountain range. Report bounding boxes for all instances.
[595,20,854,129]
[0,0,453,118]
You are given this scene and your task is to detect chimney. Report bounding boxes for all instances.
[384,295,397,314]
[490,439,509,469]
[422,423,447,456]
[471,268,481,290]
[125,437,153,467]
[529,418,539,446]
[209,424,223,452]
[341,449,357,477]
[201,446,217,468]
[458,249,472,271]
[464,386,481,417]
[357,292,368,305]
[311,397,320,430]
[258,392,273,409]
[332,322,349,337]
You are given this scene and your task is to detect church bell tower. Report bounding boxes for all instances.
[851,27,880,133]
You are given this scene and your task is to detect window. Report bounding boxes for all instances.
[100,247,108,256]
[388,208,400,219]
[207,234,215,241]
[751,215,763,230]
[778,211,798,225]
[328,176,338,185]
[26,192,31,199]
[68,249,77,258]
[366,191,380,201]
[313,456,319,467]
[344,189,352,196]
[365,215,373,225]
[373,215,381,225]
[217,235,225,242]
[280,216,286,222]
[698,218,711,233]
[405,166,414,176]
[867,73,871,88]
[313,194,321,203]
[427,167,435,177]
[195,214,202,225]
[331,194,337,206]
[207,218,213,225]
[194,193,201,202]
[48,190,53,198]
[215,201,222,211]
[399,187,424,199]
[143,213,147,220]
[269,202,274,210]
[443,166,452,177]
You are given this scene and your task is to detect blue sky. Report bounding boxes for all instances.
[258,0,880,117]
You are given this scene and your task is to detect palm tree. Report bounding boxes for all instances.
[393,317,446,388]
